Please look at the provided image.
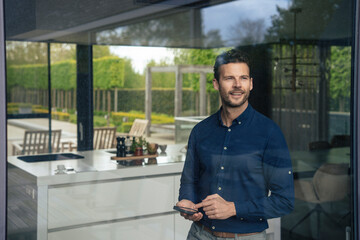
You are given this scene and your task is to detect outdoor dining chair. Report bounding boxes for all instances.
[93,126,117,149]
[12,129,62,155]
[118,119,149,138]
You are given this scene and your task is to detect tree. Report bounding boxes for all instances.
[6,41,48,65]
[51,44,76,63]
[6,41,114,66]
[203,29,224,48]
[265,0,350,42]
[173,48,226,92]
[96,11,192,47]
[228,19,266,46]
[93,45,114,59]
[146,59,175,89]
[330,46,351,112]
[93,57,125,89]
[123,58,144,88]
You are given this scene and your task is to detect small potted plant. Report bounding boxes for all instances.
[131,137,148,156]
[131,137,148,166]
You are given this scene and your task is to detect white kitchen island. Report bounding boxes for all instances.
[7,144,280,240]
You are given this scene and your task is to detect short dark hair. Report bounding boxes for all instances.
[213,49,251,81]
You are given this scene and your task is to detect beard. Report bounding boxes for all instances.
[219,86,250,108]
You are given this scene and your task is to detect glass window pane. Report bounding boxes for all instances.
[6,41,50,157]
[4,0,355,240]
[50,43,77,153]
[6,41,49,116]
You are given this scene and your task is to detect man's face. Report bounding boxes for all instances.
[213,62,253,109]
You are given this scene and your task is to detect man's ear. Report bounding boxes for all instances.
[213,78,219,91]
[250,77,253,91]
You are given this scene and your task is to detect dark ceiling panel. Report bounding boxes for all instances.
[4,0,354,48]
[36,0,140,31]
[5,0,217,42]
[5,0,36,38]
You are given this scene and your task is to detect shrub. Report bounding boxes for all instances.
[111,111,174,125]
[52,111,70,121]
[121,122,133,133]
[33,109,49,113]
[110,111,174,133]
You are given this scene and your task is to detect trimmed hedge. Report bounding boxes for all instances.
[7,64,48,90]
[114,88,219,116]
[111,111,174,125]
[7,57,135,91]
[9,88,220,116]
[51,60,76,90]
[93,57,125,89]
[52,112,70,121]
[7,54,221,116]
[111,111,174,133]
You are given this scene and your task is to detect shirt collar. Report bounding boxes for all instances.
[217,104,253,127]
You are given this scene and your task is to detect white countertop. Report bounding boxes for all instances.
[8,144,187,186]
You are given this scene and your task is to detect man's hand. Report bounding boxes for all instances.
[195,194,236,220]
[176,199,203,221]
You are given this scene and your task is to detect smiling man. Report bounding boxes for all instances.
[176,49,294,240]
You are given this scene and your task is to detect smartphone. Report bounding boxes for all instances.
[173,205,199,215]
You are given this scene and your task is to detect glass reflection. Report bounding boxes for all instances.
[5,0,354,239]
[202,0,290,46]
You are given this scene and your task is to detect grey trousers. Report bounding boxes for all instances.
[186,222,267,240]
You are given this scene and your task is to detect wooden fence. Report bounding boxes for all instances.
[9,87,220,116]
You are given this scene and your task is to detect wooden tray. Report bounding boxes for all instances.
[111,153,158,161]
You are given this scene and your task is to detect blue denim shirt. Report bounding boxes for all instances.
[179,104,294,234]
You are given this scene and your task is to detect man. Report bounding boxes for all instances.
[176,49,294,239]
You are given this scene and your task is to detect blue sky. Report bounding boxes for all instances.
[202,0,291,39]
[111,0,291,73]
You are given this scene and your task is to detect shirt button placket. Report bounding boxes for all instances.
[220,127,229,197]
[223,128,229,152]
